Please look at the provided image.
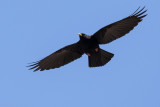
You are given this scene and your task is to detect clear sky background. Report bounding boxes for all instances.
[0,0,159,107]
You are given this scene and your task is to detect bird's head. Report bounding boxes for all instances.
[78,33,91,40]
[78,33,85,37]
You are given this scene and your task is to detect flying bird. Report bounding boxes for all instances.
[28,7,147,71]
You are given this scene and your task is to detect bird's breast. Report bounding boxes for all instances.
[80,39,99,53]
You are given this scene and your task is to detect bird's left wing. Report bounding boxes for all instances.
[92,7,147,44]
[28,42,84,71]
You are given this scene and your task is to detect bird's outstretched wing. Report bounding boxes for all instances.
[27,42,84,71]
[92,7,147,44]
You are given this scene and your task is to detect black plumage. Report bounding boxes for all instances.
[28,7,147,71]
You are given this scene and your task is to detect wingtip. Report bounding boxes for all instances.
[130,6,140,16]
[27,61,40,72]
[139,14,148,19]
[130,6,148,18]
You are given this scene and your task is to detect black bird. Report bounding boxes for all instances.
[28,7,147,71]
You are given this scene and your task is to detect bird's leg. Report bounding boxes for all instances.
[86,53,91,56]
[95,48,99,52]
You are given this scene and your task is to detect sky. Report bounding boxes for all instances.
[0,0,160,107]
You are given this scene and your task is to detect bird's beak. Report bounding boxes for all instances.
[78,33,82,36]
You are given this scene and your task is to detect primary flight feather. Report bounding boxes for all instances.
[28,7,147,71]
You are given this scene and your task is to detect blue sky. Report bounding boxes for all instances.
[0,0,160,107]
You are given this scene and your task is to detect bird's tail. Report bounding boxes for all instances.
[88,48,114,67]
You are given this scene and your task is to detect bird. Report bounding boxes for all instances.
[28,7,147,72]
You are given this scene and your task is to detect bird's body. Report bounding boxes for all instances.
[28,7,147,71]
[78,34,99,55]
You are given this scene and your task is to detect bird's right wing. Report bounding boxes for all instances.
[92,7,147,44]
[28,42,84,71]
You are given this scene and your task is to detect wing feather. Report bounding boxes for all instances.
[92,7,147,44]
[27,42,84,71]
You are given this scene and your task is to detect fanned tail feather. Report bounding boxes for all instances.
[89,49,114,67]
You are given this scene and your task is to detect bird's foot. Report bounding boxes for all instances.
[86,53,91,56]
[95,48,99,52]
